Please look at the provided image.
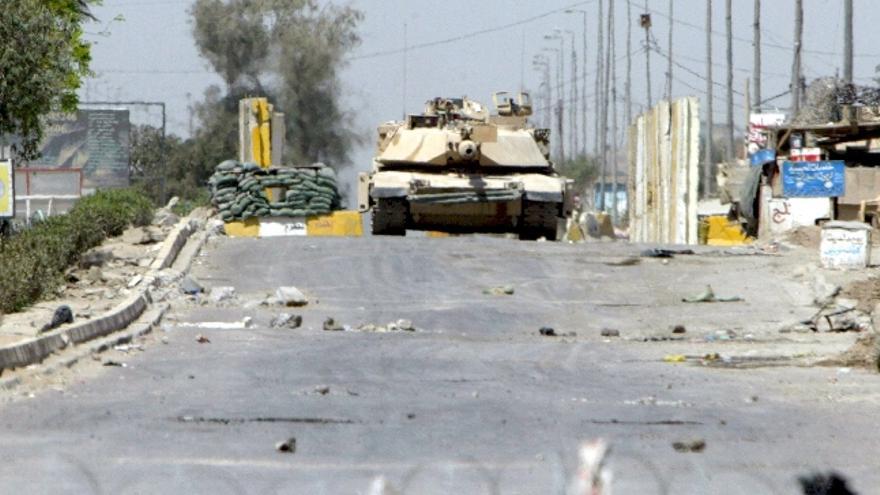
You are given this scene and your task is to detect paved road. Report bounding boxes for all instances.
[1,235,878,494]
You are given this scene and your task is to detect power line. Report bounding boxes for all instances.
[349,1,596,61]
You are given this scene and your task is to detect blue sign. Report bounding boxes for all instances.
[782,161,845,197]
[750,149,776,167]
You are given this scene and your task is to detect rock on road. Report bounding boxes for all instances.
[1,234,878,494]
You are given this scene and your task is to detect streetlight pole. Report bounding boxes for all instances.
[544,35,565,163]
[557,29,577,160]
[565,9,589,157]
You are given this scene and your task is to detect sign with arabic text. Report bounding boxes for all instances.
[782,161,845,198]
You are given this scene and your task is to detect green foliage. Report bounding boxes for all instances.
[0,0,95,159]
[0,189,152,314]
[190,0,363,168]
[556,154,600,194]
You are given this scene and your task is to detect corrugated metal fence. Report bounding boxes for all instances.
[628,97,701,244]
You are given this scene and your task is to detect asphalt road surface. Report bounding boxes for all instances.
[1,235,879,494]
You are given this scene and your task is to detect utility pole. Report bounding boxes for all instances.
[626,0,633,125]
[704,0,714,196]
[643,0,653,109]
[402,23,408,118]
[595,0,604,158]
[610,0,619,223]
[844,0,853,84]
[725,0,734,161]
[791,0,803,118]
[666,0,673,102]
[753,0,761,112]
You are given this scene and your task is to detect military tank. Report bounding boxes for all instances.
[357,91,574,240]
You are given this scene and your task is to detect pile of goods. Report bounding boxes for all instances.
[209,160,342,221]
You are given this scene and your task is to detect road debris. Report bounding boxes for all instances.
[663,354,687,363]
[276,286,309,307]
[682,285,744,303]
[175,318,253,330]
[195,334,211,344]
[314,385,330,395]
[483,285,515,295]
[640,248,695,258]
[604,257,641,267]
[600,328,620,337]
[798,471,856,495]
[671,324,687,334]
[356,320,418,332]
[275,437,297,453]
[539,327,557,337]
[672,438,706,453]
[270,313,303,329]
[323,317,345,331]
[367,476,400,495]
[102,360,126,367]
[179,276,204,295]
[39,305,74,333]
[209,286,237,302]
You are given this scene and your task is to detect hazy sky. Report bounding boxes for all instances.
[83,0,880,176]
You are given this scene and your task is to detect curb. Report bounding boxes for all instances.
[0,215,201,374]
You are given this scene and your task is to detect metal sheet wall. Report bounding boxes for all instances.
[628,97,700,244]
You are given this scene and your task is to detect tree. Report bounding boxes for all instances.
[190,0,363,169]
[0,0,95,160]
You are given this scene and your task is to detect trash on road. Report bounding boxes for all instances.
[276,286,309,307]
[640,248,695,258]
[209,286,237,303]
[682,285,744,303]
[600,328,620,337]
[663,354,687,363]
[798,472,856,495]
[39,305,74,333]
[671,325,687,334]
[275,437,297,453]
[314,385,330,395]
[103,360,126,367]
[483,285,515,296]
[672,439,706,453]
[175,318,253,330]
[270,313,303,329]
[539,327,557,337]
[195,334,211,344]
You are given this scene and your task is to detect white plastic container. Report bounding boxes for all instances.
[820,221,872,270]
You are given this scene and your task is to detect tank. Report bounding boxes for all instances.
[358,91,574,240]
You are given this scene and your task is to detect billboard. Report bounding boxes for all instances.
[782,161,846,198]
[31,109,130,190]
[0,160,13,217]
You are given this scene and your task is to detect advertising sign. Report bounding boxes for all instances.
[782,161,845,198]
[0,160,13,218]
[31,109,130,190]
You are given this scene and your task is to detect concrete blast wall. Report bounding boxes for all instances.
[628,97,701,244]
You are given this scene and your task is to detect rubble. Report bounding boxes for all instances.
[275,437,296,453]
[539,327,557,337]
[323,318,344,332]
[195,334,211,344]
[39,305,74,333]
[275,286,308,307]
[682,285,744,303]
[672,439,706,453]
[79,248,114,269]
[483,285,515,296]
[209,286,236,303]
[179,276,204,295]
[270,313,302,329]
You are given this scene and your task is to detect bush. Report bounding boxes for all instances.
[0,188,153,314]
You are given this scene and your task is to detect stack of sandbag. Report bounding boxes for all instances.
[209,160,342,222]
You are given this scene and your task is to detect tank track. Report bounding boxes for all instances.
[371,198,408,236]
[519,200,559,241]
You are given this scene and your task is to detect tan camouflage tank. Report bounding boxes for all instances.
[358,92,574,240]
